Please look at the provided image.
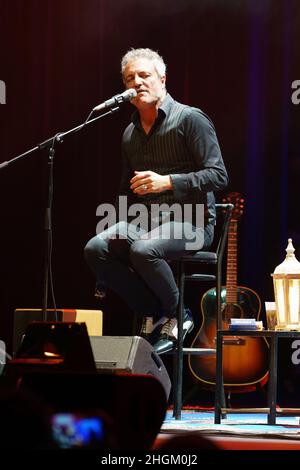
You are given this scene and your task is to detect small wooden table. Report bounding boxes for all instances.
[214,329,300,425]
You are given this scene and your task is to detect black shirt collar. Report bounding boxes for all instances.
[131,93,174,128]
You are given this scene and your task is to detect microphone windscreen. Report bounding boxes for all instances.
[125,88,137,100]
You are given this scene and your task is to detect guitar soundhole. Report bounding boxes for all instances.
[222,303,244,321]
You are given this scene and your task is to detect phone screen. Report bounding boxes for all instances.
[51,413,104,449]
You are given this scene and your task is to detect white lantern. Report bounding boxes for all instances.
[271,239,300,330]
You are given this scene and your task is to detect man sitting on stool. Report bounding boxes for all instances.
[84,48,228,354]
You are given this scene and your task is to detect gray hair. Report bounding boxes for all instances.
[121,48,167,78]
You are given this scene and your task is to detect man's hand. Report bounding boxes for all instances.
[130,170,173,194]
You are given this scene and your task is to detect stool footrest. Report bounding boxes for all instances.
[185,274,216,282]
[182,348,216,355]
[169,348,216,355]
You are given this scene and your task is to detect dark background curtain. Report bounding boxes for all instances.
[0,1,299,401]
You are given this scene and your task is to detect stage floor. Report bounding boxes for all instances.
[154,409,300,450]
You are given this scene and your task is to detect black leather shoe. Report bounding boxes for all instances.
[152,309,194,355]
[153,317,177,354]
[139,316,169,345]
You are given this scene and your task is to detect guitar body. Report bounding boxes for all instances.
[188,285,269,390]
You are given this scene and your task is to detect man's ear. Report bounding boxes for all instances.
[161,75,167,89]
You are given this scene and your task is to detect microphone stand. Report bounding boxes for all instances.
[0,106,120,321]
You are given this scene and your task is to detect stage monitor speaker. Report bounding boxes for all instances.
[89,335,171,400]
[5,322,97,384]
[13,308,102,356]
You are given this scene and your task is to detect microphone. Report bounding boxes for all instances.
[93,88,137,112]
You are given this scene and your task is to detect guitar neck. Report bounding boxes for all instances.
[226,220,238,304]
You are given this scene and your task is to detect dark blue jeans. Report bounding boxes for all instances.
[84,221,214,319]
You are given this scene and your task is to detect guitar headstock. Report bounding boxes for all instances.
[222,192,244,221]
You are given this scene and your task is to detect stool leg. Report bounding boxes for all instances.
[173,262,185,419]
[214,330,223,423]
[216,261,222,331]
[216,259,226,416]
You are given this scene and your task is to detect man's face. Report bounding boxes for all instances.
[123,58,166,109]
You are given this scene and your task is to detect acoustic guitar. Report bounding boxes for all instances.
[188,192,269,391]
